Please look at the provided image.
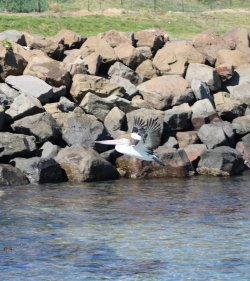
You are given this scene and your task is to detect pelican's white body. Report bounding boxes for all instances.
[115,144,154,161]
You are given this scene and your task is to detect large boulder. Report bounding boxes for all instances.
[40,141,60,160]
[197,146,245,176]
[232,115,250,135]
[5,75,53,104]
[61,108,109,151]
[0,44,27,81]
[70,74,124,103]
[24,55,71,88]
[23,32,64,60]
[80,36,116,62]
[164,103,192,131]
[0,30,26,45]
[110,76,138,99]
[52,29,86,49]
[0,132,37,161]
[57,96,76,113]
[0,164,28,186]
[11,112,60,143]
[108,62,140,85]
[0,82,19,107]
[5,93,44,121]
[216,49,249,68]
[137,75,192,110]
[104,107,126,137]
[12,157,67,184]
[191,79,213,104]
[82,52,102,75]
[103,95,139,114]
[223,28,250,49]
[185,63,221,92]
[135,59,158,81]
[225,64,250,87]
[192,30,235,65]
[236,133,250,168]
[97,30,133,48]
[228,82,250,106]
[114,43,146,69]
[153,40,204,76]
[80,92,114,122]
[198,121,235,149]
[55,144,120,182]
[183,143,206,167]
[176,131,199,148]
[134,29,167,52]
[225,64,250,105]
[116,148,194,178]
[215,63,234,82]
[191,99,218,129]
[214,92,246,121]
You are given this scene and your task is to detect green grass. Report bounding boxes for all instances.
[0,9,249,39]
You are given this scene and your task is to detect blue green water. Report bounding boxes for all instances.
[1,172,250,280]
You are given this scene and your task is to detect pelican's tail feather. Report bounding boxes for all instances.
[152,155,165,166]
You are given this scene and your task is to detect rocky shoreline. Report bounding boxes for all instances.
[0,27,250,185]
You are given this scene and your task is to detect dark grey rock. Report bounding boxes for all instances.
[108,62,141,85]
[232,116,250,135]
[5,75,53,104]
[58,96,76,113]
[186,63,221,92]
[80,92,114,122]
[5,93,44,121]
[61,109,108,152]
[198,121,235,149]
[191,79,213,104]
[191,99,218,129]
[11,112,60,143]
[197,146,245,176]
[0,164,28,186]
[0,83,19,107]
[0,132,37,161]
[164,103,192,131]
[12,157,67,183]
[40,141,60,159]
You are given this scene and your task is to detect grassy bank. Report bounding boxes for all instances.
[0,9,249,39]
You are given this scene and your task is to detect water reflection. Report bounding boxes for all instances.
[0,172,250,280]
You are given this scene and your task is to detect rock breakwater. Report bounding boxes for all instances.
[0,28,249,184]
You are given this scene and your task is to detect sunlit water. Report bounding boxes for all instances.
[1,171,250,281]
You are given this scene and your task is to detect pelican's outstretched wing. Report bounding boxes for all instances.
[133,117,161,154]
[131,116,146,138]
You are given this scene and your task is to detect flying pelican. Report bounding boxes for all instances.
[95,117,164,165]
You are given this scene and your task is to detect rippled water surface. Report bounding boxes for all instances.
[1,172,250,281]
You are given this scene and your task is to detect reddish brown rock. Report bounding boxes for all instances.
[98,30,133,48]
[153,40,204,76]
[216,49,249,68]
[134,29,168,52]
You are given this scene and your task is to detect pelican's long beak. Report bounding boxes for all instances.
[95,139,121,145]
